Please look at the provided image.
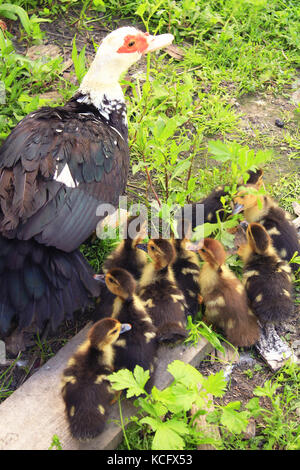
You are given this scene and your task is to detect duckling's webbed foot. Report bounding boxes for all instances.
[255,322,294,371]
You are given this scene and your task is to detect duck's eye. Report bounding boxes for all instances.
[108,277,116,284]
[128,40,136,47]
[110,329,118,335]
[201,248,206,253]
[150,245,155,251]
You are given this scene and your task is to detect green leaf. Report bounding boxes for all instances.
[153,426,185,450]
[108,366,149,398]
[0,4,32,34]
[245,397,263,418]
[167,360,204,387]
[220,404,249,434]
[136,3,147,18]
[151,384,198,413]
[170,159,192,181]
[192,321,225,354]
[166,418,189,436]
[208,140,233,162]
[140,416,160,432]
[135,396,167,417]
[133,365,150,391]
[72,36,87,84]
[202,370,227,397]
[141,417,189,450]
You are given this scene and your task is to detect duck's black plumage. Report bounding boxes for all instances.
[0,97,129,246]
[0,94,128,336]
[0,236,99,334]
[0,25,175,338]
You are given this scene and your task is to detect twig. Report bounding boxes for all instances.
[127,182,146,192]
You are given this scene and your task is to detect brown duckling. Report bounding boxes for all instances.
[238,223,294,326]
[61,317,131,441]
[171,237,201,319]
[138,238,188,342]
[233,182,299,273]
[198,238,260,347]
[105,267,158,384]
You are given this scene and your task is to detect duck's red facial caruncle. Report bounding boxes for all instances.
[117,33,149,54]
[117,32,174,54]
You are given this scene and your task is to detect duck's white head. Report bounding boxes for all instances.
[79,27,174,109]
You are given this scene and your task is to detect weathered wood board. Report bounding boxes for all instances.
[0,324,213,450]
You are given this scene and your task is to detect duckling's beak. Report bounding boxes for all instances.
[93,274,104,281]
[232,203,244,215]
[137,243,147,252]
[240,220,249,231]
[185,240,204,251]
[120,323,132,334]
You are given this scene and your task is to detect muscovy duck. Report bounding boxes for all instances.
[0,27,173,338]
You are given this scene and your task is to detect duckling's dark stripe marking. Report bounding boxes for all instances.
[111,295,158,376]
[172,256,200,318]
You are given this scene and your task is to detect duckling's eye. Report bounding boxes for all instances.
[108,277,116,284]
[150,245,155,251]
[201,248,206,253]
[110,329,118,335]
[128,40,136,47]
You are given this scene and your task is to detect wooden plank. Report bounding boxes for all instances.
[0,324,213,450]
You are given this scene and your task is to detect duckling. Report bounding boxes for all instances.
[93,214,148,321]
[102,214,148,280]
[183,169,264,228]
[61,317,131,441]
[233,182,300,272]
[138,238,188,342]
[238,223,294,326]
[198,238,260,347]
[171,237,201,319]
[105,267,158,381]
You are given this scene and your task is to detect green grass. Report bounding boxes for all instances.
[0,354,22,401]
[221,361,300,450]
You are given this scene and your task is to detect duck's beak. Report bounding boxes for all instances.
[232,203,244,215]
[143,33,174,53]
[120,323,132,334]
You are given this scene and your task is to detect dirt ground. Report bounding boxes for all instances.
[1,9,300,442]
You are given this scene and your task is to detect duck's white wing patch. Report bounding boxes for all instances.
[54,163,78,188]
